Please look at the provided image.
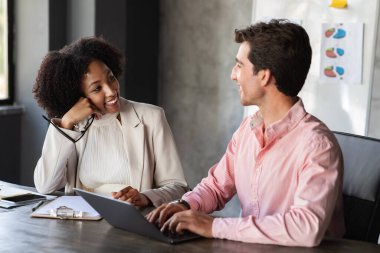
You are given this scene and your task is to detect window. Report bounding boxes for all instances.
[0,0,13,105]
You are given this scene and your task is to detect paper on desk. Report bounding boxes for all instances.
[32,196,101,220]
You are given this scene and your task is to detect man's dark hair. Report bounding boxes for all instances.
[33,37,124,118]
[234,19,312,97]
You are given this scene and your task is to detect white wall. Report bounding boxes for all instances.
[368,12,380,138]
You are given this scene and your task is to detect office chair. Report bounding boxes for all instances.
[333,131,380,243]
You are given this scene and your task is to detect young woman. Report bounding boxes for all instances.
[33,37,188,208]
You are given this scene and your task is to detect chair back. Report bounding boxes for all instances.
[333,131,380,243]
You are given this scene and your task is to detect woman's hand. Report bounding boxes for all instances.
[61,97,102,130]
[112,186,151,207]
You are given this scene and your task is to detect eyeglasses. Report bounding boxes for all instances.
[42,115,95,143]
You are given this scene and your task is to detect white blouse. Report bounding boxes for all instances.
[78,112,130,194]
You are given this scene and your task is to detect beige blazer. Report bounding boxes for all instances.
[34,98,188,206]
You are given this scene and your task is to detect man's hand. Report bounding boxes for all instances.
[146,202,188,227]
[162,210,214,238]
[112,186,151,207]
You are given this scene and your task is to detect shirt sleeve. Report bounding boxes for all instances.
[212,137,343,247]
[181,128,239,213]
[34,121,80,194]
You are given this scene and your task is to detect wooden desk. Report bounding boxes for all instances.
[1,183,379,253]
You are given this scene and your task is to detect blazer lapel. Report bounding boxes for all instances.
[120,100,145,190]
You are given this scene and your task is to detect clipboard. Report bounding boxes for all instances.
[31,196,102,220]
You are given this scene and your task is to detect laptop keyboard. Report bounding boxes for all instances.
[165,230,201,242]
[161,229,188,239]
[156,223,198,240]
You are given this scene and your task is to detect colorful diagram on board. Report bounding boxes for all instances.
[324,66,345,78]
[323,25,347,81]
[320,22,363,84]
[324,28,346,39]
[325,47,344,58]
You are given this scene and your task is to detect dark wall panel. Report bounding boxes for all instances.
[49,0,67,50]
[96,0,159,105]
[0,110,22,183]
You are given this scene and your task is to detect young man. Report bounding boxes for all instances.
[147,19,345,247]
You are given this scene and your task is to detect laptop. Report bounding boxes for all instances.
[74,188,201,244]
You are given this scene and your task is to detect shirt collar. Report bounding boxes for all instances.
[250,97,307,142]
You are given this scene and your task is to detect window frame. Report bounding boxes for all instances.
[0,0,14,105]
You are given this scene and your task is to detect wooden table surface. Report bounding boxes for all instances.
[1,182,379,253]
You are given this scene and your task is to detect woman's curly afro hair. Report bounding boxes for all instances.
[33,36,124,118]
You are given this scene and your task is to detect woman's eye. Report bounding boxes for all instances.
[92,86,101,92]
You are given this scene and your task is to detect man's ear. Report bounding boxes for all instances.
[259,69,272,87]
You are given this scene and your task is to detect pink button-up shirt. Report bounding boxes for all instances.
[182,99,345,246]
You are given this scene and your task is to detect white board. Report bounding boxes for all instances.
[247,0,380,135]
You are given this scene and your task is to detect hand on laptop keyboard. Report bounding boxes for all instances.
[148,206,213,238]
[154,220,198,240]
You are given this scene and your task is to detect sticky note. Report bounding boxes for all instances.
[329,0,347,9]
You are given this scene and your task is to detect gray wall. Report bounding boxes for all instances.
[15,0,49,185]
[67,0,95,42]
[158,0,252,216]
[158,0,252,188]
